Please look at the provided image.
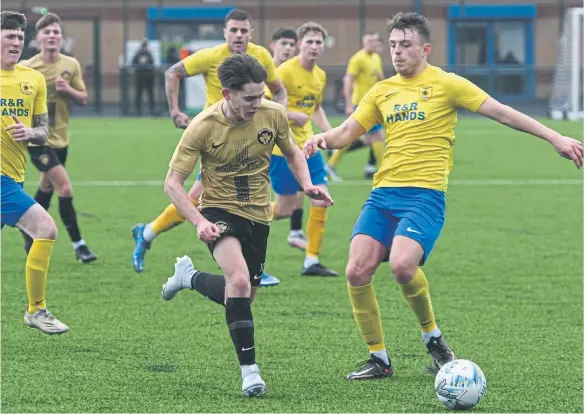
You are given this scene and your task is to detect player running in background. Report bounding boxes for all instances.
[1,11,68,334]
[160,54,333,396]
[270,22,338,277]
[327,31,385,182]
[304,12,582,380]
[20,12,96,263]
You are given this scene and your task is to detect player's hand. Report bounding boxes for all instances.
[171,110,189,129]
[345,104,355,116]
[6,116,35,142]
[289,111,310,127]
[551,135,584,169]
[303,185,334,206]
[303,134,327,158]
[55,76,70,93]
[196,219,221,243]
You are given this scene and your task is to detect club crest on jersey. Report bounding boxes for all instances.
[39,154,49,166]
[419,86,433,101]
[215,221,229,234]
[257,128,273,145]
[60,70,71,80]
[19,82,32,95]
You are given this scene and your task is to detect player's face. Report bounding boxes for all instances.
[298,31,324,62]
[224,19,252,54]
[1,29,24,67]
[389,28,430,76]
[363,34,378,53]
[271,37,297,63]
[37,23,63,53]
[224,81,265,121]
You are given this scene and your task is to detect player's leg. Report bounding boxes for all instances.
[1,176,68,335]
[302,152,337,276]
[390,187,455,372]
[344,188,395,379]
[286,191,307,250]
[132,176,202,273]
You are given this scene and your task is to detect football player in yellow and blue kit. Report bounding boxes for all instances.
[304,12,583,380]
[1,11,68,334]
[270,22,337,277]
[132,9,286,286]
[327,32,385,182]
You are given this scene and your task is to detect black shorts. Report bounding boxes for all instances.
[201,207,270,287]
[28,145,68,172]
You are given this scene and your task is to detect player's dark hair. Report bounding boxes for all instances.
[35,12,63,31]
[386,12,430,43]
[1,11,27,31]
[272,27,297,42]
[225,9,251,24]
[218,53,266,91]
[297,21,327,41]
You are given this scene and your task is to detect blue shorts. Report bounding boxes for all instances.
[351,187,445,265]
[269,152,328,195]
[1,175,36,228]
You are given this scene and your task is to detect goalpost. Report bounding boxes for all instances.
[549,7,584,121]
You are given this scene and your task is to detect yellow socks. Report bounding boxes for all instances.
[348,283,386,352]
[328,147,348,168]
[26,239,55,313]
[151,199,199,234]
[398,267,437,333]
[371,141,384,166]
[306,206,327,259]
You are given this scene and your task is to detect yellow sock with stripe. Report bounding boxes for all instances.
[306,206,327,260]
[150,199,199,234]
[398,267,438,334]
[328,147,349,168]
[348,283,389,364]
[371,141,385,167]
[26,239,55,313]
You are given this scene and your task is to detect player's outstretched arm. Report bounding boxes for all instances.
[303,117,366,157]
[6,115,48,145]
[165,61,190,129]
[478,97,584,169]
[164,169,220,242]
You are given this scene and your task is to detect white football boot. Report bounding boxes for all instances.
[162,256,195,301]
[24,308,69,334]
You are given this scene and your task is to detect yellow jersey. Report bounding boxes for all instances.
[1,65,47,182]
[346,49,383,105]
[183,42,278,108]
[20,54,86,148]
[352,64,489,192]
[273,56,326,156]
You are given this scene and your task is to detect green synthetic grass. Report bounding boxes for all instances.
[1,117,582,413]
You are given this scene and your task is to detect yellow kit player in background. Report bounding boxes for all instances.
[20,12,96,263]
[269,22,338,277]
[131,9,287,287]
[159,54,333,396]
[1,11,68,334]
[304,12,582,380]
[327,31,385,182]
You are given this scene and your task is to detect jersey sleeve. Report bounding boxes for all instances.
[169,122,204,176]
[34,73,48,116]
[351,86,383,131]
[70,59,87,92]
[346,54,360,77]
[274,108,296,154]
[446,73,489,112]
[183,48,214,77]
[260,47,278,84]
